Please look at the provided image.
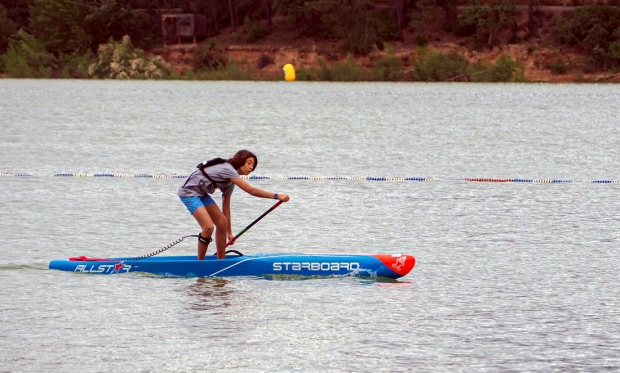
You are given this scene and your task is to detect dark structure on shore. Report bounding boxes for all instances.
[162,14,207,45]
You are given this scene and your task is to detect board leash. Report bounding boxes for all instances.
[122,234,200,261]
[70,234,200,262]
[121,234,244,260]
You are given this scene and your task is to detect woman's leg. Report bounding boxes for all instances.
[205,203,229,259]
[192,206,215,260]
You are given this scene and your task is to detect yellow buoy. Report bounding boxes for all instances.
[283,63,296,82]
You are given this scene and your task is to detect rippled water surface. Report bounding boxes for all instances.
[1,80,619,372]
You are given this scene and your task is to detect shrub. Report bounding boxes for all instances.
[298,56,367,81]
[257,53,273,69]
[467,55,524,82]
[57,50,94,78]
[88,35,170,79]
[295,68,319,81]
[329,54,367,81]
[370,46,405,81]
[194,42,227,71]
[307,55,366,81]
[490,55,523,81]
[412,50,469,81]
[545,53,571,74]
[316,58,333,81]
[413,35,428,47]
[201,59,252,80]
[242,18,271,43]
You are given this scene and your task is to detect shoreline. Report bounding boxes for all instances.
[152,42,620,83]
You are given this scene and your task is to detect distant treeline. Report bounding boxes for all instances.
[1,0,620,78]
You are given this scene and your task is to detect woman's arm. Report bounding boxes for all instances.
[230,178,290,201]
[222,194,234,241]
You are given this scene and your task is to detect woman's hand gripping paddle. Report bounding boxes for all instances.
[226,200,283,247]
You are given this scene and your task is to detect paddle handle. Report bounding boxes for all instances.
[226,200,283,247]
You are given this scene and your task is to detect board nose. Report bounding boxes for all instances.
[373,254,416,276]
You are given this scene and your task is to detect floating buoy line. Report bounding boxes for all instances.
[1,173,619,184]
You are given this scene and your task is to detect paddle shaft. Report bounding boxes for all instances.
[226,200,283,247]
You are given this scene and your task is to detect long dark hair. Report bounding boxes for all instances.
[228,149,258,171]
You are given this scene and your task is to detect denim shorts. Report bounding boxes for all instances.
[179,195,215,215]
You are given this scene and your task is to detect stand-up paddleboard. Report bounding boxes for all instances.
[49,202,415,278]
[49,252,415,279]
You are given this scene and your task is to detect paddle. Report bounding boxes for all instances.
[226,200,283,247]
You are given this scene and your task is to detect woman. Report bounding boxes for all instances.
[178,150,290,260]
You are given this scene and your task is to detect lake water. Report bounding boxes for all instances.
[1,79,619,372]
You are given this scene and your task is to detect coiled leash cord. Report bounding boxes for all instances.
[122,234,244,261]
[70,234,245,262]
[122,234,199,261]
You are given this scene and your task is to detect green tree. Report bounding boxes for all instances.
[555,5,620,69]
[433,0,458,30]
[457,0,516,46]
[2,0,32,30]
[29,0,90,55]
[273,0,307,36]
[2,29,56,77]
[303,0,381,54]
[83,0,158,51]
[409,9,432,45]
[0,5,19,55]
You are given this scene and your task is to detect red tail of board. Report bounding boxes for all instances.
[373,254,416,277]
[69,256,110,261]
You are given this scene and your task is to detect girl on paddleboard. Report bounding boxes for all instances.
[178,150,290,260]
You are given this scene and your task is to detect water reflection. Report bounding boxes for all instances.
[185,277,233,311]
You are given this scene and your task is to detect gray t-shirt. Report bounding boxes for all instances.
[178,162,239,197]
